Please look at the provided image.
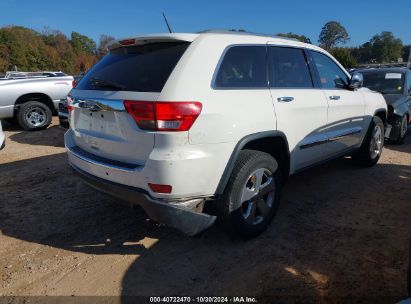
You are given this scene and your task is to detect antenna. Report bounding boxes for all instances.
[162,12,172,33]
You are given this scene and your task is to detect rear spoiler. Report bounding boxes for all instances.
[108,33,198,51]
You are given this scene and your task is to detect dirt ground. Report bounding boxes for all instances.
[0,117,410,303]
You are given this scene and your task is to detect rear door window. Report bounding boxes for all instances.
[214,46,267,88]
[268,47,313,88]
[76,42,190,92]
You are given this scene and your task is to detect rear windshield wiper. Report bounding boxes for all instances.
[90,77,125,90]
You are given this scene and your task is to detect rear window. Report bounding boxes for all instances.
[214,46,267,88]
[76,42,190,92]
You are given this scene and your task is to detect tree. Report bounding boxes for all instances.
[0,25,99,74]
[318,21,349,50]
[277,32,311,44]
[350,42,374,64]
[0,45,10,72]
[97,34,115,57]
[330,48,357,68]
[369,32,403,63]
[70,32,96,54]
[402,45,410,63]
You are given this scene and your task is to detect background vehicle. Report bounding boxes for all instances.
[58,74,83,128]
[355,67,411,144]
[65,31,387,238]
[58,99,69,128]
[0,71,74,131]
[0,120,4,150]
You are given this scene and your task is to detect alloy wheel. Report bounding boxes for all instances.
[369,125,383,159]
[240,168,275,225]
[25,107,46,128]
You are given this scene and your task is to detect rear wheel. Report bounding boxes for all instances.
[352,116,384,167]
[16,101,52,131]
[218,150,282,239]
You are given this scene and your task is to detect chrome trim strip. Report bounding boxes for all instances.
[300,127,362,150]
[67,146,139,173]
[299,139,328,150]
[328,127,362,141]
[71,97,125,112]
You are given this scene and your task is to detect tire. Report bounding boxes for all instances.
[352,116,384,167]
[393,115,408,145]
[16,101,52,131]
[218,150,283,239]
[4,117,17,125]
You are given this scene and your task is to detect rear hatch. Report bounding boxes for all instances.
[69,39,192,165]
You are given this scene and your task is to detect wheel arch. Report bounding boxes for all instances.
[215,131,290,196]
[374,108,387,124]
[14,93,55,116]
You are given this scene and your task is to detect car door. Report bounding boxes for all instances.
[267,45,329,172]
[309,50,367,157]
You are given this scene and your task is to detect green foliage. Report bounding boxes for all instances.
[0,25,408,73]
[0,26,100,74]
[350,43,373,64]
[318,21,349,50]
[330,48,357,68]
[277,32,311,44]
[368,32,403,63]
[71,31,96,54]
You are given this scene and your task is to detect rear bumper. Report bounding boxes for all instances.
[70,164,216,236]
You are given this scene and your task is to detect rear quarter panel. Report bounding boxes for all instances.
[159,34,277,145]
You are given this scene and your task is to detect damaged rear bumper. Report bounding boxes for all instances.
[70,164,216,236]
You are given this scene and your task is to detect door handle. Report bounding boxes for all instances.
[277,96,294,102]
[329,95,341,100]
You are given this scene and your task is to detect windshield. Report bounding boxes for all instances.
[362,71,405,94]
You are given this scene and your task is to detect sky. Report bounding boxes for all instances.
[0,0,410,46]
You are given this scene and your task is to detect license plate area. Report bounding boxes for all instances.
[76,109,122,138]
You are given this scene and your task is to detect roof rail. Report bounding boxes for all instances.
[196,29,301,42]
[3,71,67,79]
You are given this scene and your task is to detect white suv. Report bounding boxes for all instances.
[65,31,387,238]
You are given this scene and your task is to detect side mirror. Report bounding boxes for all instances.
[349,73,363,89]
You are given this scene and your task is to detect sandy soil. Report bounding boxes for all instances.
[0,118,410,303]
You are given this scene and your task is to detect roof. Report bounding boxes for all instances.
[108,31,318,51]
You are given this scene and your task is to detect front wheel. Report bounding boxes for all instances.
[218,150,283,239]
[352,116,384,167]
[393,115,408,144]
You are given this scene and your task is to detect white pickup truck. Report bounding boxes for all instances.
[0,71,73,130]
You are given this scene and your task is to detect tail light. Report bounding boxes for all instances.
[119,39,136,46]
[72,79,78,88]
[124,101,202,131]
[148,183,172,194]
[66,95,74,113]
